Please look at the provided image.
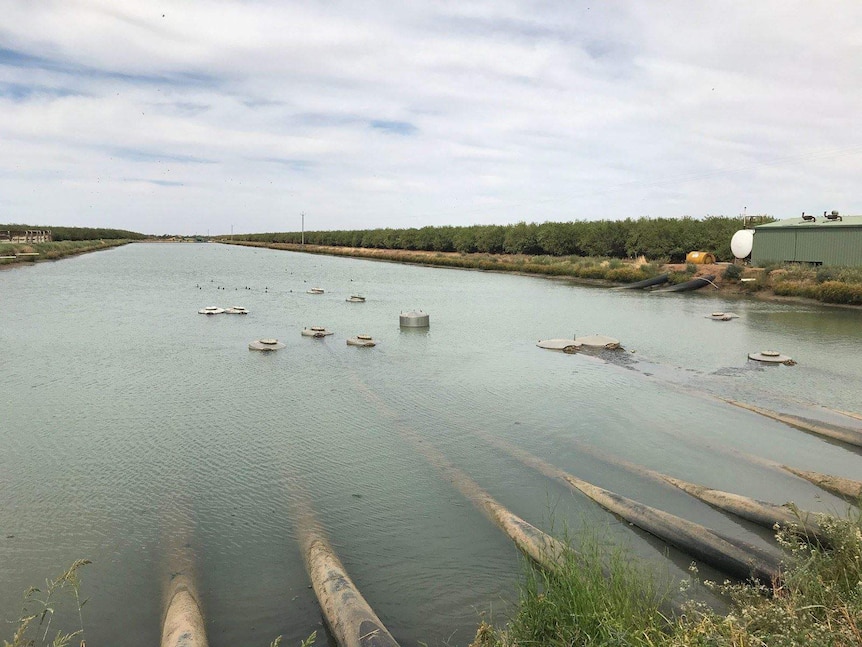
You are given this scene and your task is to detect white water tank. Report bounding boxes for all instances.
[731,230,754,259]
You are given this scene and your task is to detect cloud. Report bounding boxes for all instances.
[0,1,860,234]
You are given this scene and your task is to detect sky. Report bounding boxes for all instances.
[1,1,861,236]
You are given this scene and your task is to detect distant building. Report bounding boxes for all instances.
[752,214,862,267]
[3,229,52,243]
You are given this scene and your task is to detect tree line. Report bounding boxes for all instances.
[227,216,756,262]
[0,224,147,241]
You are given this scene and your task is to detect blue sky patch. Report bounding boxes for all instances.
[0,82,80,101]
[370,120,418,135]
[108,147,216,164]
[122,178,185,187]
[256,157,313,171]
[0,46,218,88]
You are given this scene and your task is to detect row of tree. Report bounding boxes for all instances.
[229,217,756,262]
[0,224,147,241]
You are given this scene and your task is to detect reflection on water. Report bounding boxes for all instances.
[1,243,861,646]
[747,308,862,340]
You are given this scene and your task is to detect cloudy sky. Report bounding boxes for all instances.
[1,1,861,235]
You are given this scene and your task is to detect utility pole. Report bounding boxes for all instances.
[231,224,234,241]
[301,212,305,247]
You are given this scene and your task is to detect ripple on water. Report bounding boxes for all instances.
[2,243,862,647]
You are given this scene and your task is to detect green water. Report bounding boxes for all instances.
[1,243,860,646]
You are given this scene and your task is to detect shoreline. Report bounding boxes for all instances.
[218,240,860,309]
[0,239,132,270]
[5,237,857,309]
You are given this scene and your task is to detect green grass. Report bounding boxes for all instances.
[471,534,672,647]
[0,240,132,265]
[760,263,862,304]
[722,264,743,281]
[769,265,862,304]
[4,560,90,647]
[473,510,862,647]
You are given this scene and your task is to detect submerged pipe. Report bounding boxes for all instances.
[451,463,568,570]
[393,420,567,570]
[568,442,824,542]
[350,367,783,585]
[599,394,859,511]
[722,447,861,507]
[161,575,208,647]
[341,370,709,613]
[781,466,862,503]
[295,497,400,647]
[823,407,862,423]
[564,475,781,584]
[476,432,782,584]
[660,478,825,542]
[430,454,567,571]
[724,400,862,449]
[682,441,853,505]
[303,536,400,647]
[160,503,208,647]
[349,374,567,571]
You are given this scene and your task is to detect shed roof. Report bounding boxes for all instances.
[756,215,862,229]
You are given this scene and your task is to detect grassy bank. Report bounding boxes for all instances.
[473,511,862,647]
[221,240,862,306]
[220,240,663,283]
[0,239,133,267]
[741,265,862,305]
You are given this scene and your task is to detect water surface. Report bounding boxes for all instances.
[1,243,861,645]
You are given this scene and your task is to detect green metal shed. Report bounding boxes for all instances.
[752,215,862,266]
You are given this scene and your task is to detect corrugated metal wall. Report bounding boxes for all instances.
[798,229,862,266]
[752,229,797,265]
[752,228,862,266]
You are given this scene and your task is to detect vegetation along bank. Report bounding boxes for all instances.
[0,239,135,268]
[0,224,146,268]
[220,238,862,307]
[471,510,862,647]
[222,217,747,261]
